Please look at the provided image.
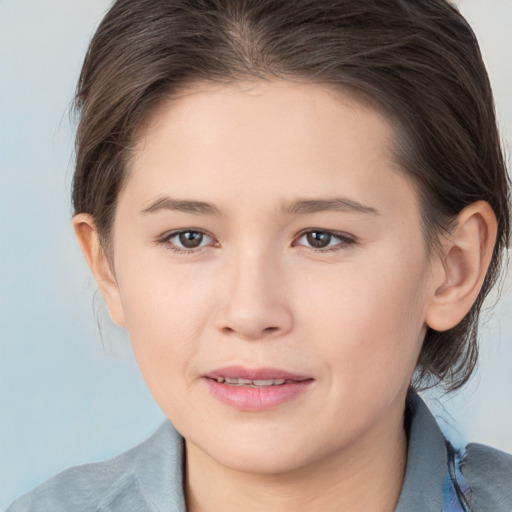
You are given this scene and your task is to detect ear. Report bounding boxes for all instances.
[72,214,126,327]
[425,201,497,332]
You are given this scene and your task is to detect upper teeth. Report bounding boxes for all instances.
[216,377,287,386]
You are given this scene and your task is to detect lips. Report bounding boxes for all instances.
[203,366,314,411]
[214,377,289,387]
[204,365,312,382]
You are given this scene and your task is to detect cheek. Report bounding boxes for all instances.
[114,256,218,399]
[116,239,216,333]
[298,247,428,382]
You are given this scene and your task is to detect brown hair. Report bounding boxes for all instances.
[72,0,510,391]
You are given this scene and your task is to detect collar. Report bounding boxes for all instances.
[134,421,187,512]
[395,389,447,512]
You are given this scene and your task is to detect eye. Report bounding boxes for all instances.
[294,230,356,251]
[159,229,217,252]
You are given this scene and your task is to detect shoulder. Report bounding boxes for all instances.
[461,442,512,512]
[6,443,148,512]
[6,421,184,512]
[6,460,146,512]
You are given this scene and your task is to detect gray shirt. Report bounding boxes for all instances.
[7,391,512,512]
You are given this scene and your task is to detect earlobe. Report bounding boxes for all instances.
[72,214,126,327]
[425,201,497,332]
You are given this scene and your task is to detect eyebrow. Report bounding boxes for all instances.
[140,195,380,217]
[140,197,221,216]
[284,197,380,216]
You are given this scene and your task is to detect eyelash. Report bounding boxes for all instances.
[157,229,357,254]
[157,229,217,254]
[293,229,357,252]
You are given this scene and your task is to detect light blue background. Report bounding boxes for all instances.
[1,0,511,509]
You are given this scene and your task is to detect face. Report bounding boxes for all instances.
[106,80,436,474]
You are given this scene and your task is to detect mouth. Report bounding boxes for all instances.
[210,376,295,387]
[202,366,314,411]
[204,365,313,382]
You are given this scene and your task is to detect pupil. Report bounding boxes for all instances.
[307,232,331,248]
[179,231,203,248]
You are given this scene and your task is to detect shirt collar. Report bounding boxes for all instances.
[394,389,447,512]
[134,421,187,512]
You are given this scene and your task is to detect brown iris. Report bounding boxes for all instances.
[179,231,204,248]
[306,231,332,248]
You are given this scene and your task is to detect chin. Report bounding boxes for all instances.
[214,447,310,475]
[188,427,326,475]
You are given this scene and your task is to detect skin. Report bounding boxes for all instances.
[74,79,497,512]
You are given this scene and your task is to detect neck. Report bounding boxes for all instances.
[185,398,408,512]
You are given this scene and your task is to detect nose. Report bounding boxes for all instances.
[213,249,294,341]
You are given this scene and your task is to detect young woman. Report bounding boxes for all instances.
[7,0,511,511]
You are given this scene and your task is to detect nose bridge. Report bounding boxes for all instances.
[230,245,278,303]
[215,242,293,340]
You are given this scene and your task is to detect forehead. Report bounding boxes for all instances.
[125,79,419,222]
[141,79,393,152]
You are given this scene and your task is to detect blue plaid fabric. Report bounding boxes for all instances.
[442,442,472,512]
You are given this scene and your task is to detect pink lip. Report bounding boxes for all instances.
[204,365,312,381]
[203,366,314,411]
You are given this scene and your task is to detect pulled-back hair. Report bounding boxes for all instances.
[72,0,510,391]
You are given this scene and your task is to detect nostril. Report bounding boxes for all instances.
[220,324,280,339]
[214,300,294,340]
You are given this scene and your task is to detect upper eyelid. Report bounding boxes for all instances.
[297,228,350,235]
[161,228,214,240]
[160,228,352,237]
[156,229,215,250]
[294,228,356,241]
